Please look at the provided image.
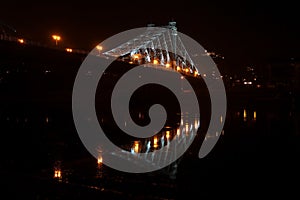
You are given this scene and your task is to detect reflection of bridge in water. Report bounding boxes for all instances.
[97,114,200,178]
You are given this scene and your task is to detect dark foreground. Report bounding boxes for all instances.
[0,40,299,199]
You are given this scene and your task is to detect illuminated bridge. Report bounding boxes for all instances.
[92,22,211,177]
[102,21,199,77]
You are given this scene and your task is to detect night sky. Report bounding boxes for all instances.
[1,1,299,68]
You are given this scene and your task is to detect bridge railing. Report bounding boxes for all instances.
[0,33,89,55]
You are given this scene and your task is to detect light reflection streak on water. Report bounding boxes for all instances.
[53,161,62,182]
[97,155,103,164]
[2,101,296,191]
[242,108,258,122]
[98,114,205,170]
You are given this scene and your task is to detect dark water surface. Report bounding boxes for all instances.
[1,40,299,199]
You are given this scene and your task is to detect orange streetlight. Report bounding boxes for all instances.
[52,35,61,46]
[96,45,103,55]
[18,38,24,44]
[96,45,103,51]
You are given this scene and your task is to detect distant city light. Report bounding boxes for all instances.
[243,81,252,85]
